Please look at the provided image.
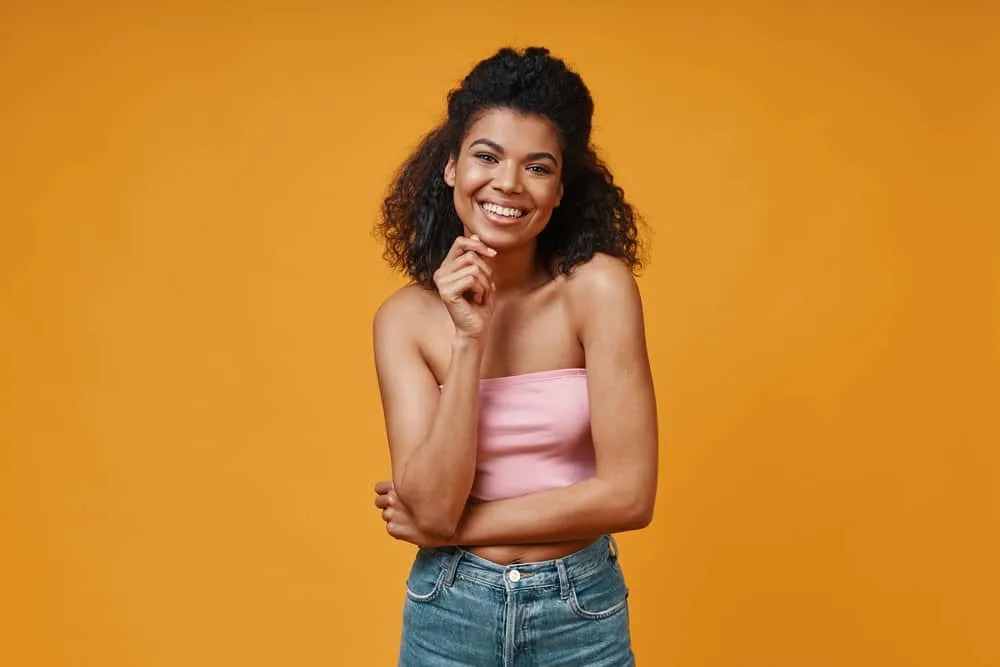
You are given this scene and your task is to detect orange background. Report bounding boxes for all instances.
[2,1,997,665]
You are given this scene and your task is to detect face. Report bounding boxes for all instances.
[444,107,564,251]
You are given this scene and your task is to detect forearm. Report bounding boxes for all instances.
[395,337,483,535]
[451,476,654,546]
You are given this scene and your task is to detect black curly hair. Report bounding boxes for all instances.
[378,46,643,286]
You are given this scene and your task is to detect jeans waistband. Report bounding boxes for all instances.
[425,535,620,592]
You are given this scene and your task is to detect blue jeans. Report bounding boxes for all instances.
[398,535,635,666]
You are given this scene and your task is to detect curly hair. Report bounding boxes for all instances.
[378,46,644,286]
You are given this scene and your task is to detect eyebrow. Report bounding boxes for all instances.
[469,138,559,166]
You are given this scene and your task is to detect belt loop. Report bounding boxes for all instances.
[555,558,570,600]
[443,549,462,587]
[608,534,620,562]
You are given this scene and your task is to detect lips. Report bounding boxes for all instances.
[478,200,528,225]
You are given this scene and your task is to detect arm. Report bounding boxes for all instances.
[450,255,658,544]
[374,306,479,538]
[373,237,496,538]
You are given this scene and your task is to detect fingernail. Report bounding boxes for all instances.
[470,234,480,241]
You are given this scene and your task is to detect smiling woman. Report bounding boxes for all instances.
[445,112,564,247]
[372,47,657,666]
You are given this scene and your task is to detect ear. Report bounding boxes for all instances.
[443,155,457,187]
[557,182,564,207]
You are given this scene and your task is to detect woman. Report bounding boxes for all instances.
[372,47,658,666]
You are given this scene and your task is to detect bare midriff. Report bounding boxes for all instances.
[463,537,600,566]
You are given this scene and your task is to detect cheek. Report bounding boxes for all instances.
[531,181,563,208]
[451,187,473,220]
[455,163,491,193]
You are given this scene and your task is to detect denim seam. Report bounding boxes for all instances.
[555,559,571,600]
[404,565,446,603]
[442,550,462,587]
[451,555,608,582]
[567,586,630,620]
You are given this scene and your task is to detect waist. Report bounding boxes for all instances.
[461,537,600,566]
[426,535,619,579]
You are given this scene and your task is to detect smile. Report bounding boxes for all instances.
[479,201,527,219]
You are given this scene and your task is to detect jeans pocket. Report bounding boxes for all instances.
[404,549,446,603]
[567,561,630,620]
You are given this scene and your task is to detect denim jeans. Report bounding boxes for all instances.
[398,535,635,666]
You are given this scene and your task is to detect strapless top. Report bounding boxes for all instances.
[467,368,595,502]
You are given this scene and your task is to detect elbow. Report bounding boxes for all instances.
[619,495,655,531]
[622,506,653,532]
[632,503,655,530]
[394,485,461,540]
[413,512,459,541]
[394,466,471,541]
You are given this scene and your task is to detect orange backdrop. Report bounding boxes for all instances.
[2,1,997,665]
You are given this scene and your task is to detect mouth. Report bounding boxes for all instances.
[478,200,529,224]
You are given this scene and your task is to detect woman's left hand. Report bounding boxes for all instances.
[374,480,449,548]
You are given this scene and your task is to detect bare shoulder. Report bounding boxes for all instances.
[374,283,437,330]
[372,283,442,357]
[563,253,643,315]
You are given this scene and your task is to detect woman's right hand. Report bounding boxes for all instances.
[433,235,497,340]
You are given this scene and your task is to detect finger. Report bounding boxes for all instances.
[435,245,495,289]
[382,508,393,522]
[387,521,409,541]
[436,257,492,300]
[444,235,497,263]
[374,480,393,494]
[438,264,489,291]
[440,263,492,293]
[438,270,480,300]
[440,272,491,305]
[468,273,493,304]
[450,251,494,282]
[455,234,497,259]
[467,234,498,257]
[481,278,496,309]
[374,494,391,510]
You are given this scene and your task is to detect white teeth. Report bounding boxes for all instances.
[481,202,524,218]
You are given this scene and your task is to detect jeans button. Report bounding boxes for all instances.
[508,569,521,583]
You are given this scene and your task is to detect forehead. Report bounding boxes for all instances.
[463,108,562,154]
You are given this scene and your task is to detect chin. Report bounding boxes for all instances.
[469,227,531,251]
[467,216,551,250]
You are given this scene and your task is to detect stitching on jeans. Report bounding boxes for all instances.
[567,587,630,620]
[405,560,447,602]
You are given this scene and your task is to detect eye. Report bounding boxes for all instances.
[528,164,553,175]
[473,152,498,163]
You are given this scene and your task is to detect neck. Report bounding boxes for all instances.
[492,241,546,294]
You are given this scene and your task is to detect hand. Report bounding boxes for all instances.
[374,480,449,548]
[432,235,497,340]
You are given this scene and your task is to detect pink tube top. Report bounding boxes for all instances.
[466,368,596,502]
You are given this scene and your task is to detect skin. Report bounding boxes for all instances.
[373,107,658,565]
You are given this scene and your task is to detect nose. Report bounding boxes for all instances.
[492,161,522,194]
